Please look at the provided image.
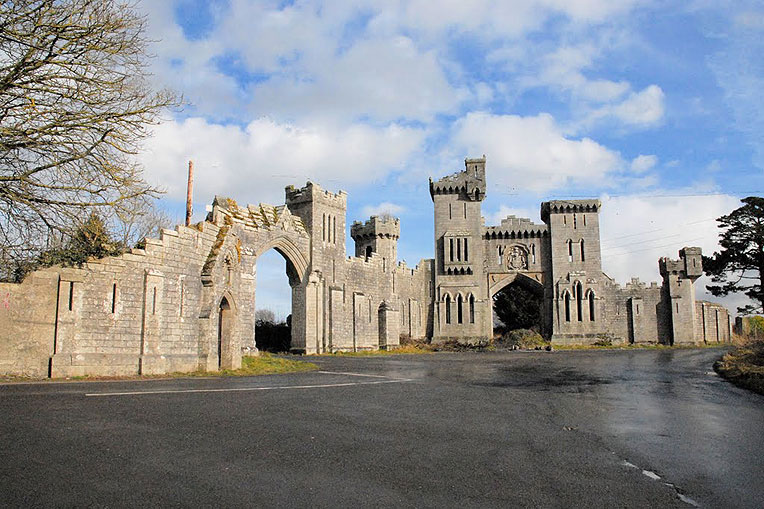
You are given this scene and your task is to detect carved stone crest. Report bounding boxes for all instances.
[505,245,528,271]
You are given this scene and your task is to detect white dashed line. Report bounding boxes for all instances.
[317,370,399,379]
[85,377,414,397]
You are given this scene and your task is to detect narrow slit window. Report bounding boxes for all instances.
[463,203,466,219]
[68,281,74,311]
[573,213,577,229]
[322,213,326,242]
[457,295,463,324]
[588,291,595,321]
[111,283,117,314]
[567,240,573,262]
[152,287,157,315]
[531,244,536,264]
[580,240,585,262]
[576,282,583,321]
[469,295,475,323]
[449,203,452,219]
[583,214,587,226]
[456,238,461,261]
[464,238,468,261]
[333,216,336,245]
[449,238,454,262]
[564,292,571,322]
[445,295,451,324]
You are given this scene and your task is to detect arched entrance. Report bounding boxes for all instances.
[254,248,302,353]
[490,273,545,340]
[248,236,316,354]
[218,296,232,369]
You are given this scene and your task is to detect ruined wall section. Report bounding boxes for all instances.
[46,222,221,377]
[696,300,732,344]
[0,271,59,377]
[599,277,670,345]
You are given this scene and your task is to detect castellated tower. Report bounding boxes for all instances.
[351,215,400,267]
[285,182,347,281]
[659,247,702,345]
[541,199,606,343]
[430,156,489,343]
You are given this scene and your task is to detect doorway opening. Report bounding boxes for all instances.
[492,277,545,348]
[254,248,300,352]
[218,296,232,369]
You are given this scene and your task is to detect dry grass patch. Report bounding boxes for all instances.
[715,336,764,395]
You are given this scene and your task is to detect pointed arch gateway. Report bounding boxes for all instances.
[251,235,314,354]
[217,290,238,370]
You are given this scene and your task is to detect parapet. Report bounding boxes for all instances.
[659,246,702,279]
[351,215,400,241]
[429,155,486,201]
[285,181,347,208]
[540,199,601,223]
[484,214,548,239]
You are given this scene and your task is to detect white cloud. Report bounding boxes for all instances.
[579,85,665,130]
[360,202,406,218]
[598,193,743,310]
[451,111,623,192]
[138,117,426,210]
[249,35,464,123]
[630,154,658,174]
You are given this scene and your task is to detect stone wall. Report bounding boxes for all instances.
[0,156,733,378]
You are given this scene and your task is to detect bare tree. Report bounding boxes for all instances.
[0,0,178,275]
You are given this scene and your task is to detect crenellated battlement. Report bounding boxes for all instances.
[429,155,486,201]
[285,181,347,208]
[659,246,703,280]
[540,200,601,223]
[351,215,401,241]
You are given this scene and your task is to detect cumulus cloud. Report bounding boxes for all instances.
[138,117,426,211]
[598,193,741,308]
[572,85,665,131]
[249,35,464,123]
[630,155,658,174]
[360,202,406,218]
[451,112,623,192]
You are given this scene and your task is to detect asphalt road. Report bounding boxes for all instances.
[1,348,761,508]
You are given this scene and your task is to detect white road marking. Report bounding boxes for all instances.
[85,377,414,397]
[677,493,700,507]
[642,469,661,480]
[317,370,398,379]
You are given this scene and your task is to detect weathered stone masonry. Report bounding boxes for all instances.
[0,157,730,377]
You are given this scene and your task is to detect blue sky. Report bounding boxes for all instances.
[137,0,764,316]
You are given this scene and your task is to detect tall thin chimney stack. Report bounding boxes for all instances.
[185,160,194,227]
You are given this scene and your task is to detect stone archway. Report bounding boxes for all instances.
[489,272,546,338]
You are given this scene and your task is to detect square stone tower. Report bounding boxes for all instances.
[430,156,490,343]
[541,200,606,342]
[659,247,702,345]
[285,182,347,283]
[350,215,400,268]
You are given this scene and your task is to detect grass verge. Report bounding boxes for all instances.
[1,353,318,383]
[714,337,764,395]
